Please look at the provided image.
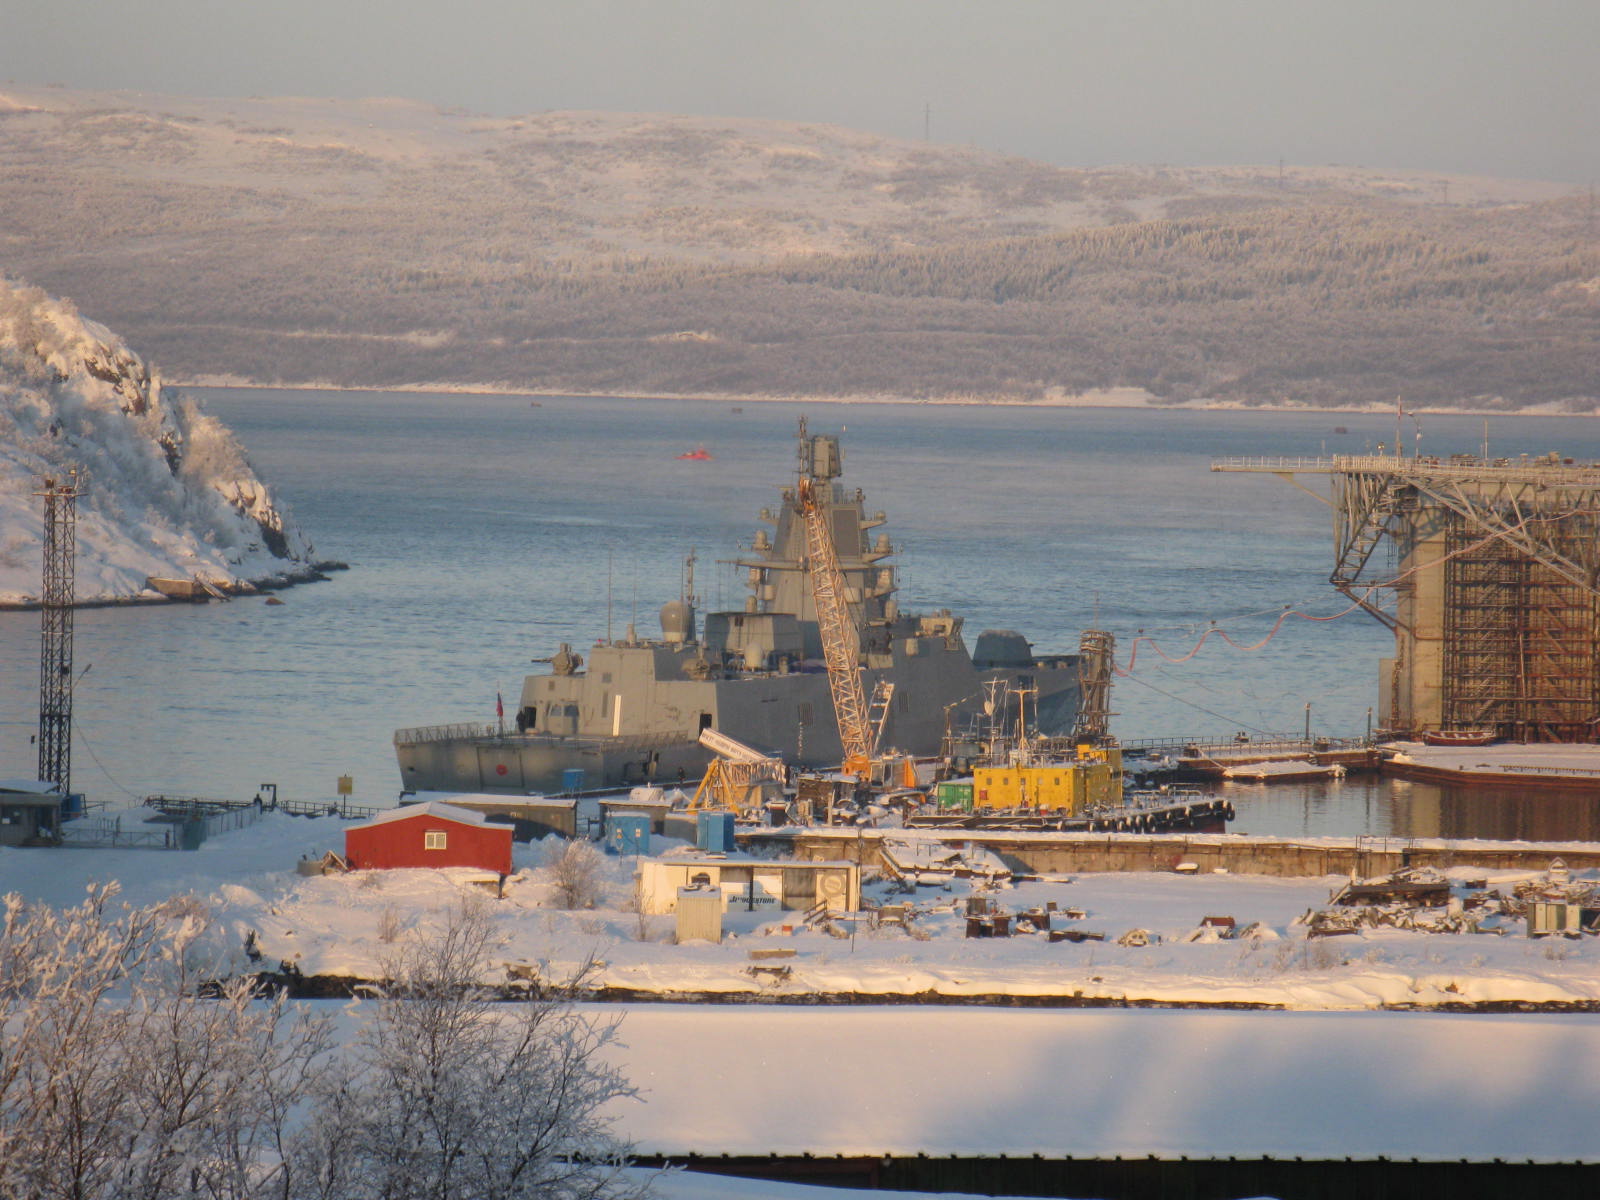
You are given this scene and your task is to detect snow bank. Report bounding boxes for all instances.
[0,277,316,603]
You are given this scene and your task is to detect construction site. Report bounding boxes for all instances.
[1215,450,1600,744]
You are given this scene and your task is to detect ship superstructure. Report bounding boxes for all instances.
[395,423,1079,794]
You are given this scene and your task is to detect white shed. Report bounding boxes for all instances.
[636,855,860,916]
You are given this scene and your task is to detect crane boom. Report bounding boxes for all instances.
[797,474,872,771]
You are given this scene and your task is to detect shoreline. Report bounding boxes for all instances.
[182,380,1600,418]
[0,560,347,613]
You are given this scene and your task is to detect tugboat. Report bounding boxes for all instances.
[394,422,1081,794]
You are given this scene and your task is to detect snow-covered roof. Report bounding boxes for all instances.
[347,800,497,831]
[0,779,61,795]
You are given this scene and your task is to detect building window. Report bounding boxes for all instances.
[424,830,448,850]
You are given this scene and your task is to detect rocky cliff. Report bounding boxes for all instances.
[0,277,319,604]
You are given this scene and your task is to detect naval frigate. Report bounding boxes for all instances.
[394,423,1079,794]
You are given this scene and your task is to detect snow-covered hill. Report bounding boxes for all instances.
[0,278,318,604]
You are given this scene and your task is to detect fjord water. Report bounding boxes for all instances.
[4,390,1600,840]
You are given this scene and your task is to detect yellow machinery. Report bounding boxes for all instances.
[690,726,786,813]
[972,744,1124,816]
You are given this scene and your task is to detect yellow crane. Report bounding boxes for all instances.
[797,471,882,780]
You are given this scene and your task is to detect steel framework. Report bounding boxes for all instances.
[1072,629,1117,744]
[1213,453,1600,742]
[798,472,872,769]
[36,472,80,791]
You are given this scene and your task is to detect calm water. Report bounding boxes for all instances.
[4,390,1600,839]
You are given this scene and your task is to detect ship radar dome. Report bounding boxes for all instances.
[660,599,695,645]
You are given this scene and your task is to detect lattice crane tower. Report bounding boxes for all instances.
[35,471,80,792]
[1214,451,1600,742]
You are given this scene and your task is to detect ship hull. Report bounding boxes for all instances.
[397,657,1078,795]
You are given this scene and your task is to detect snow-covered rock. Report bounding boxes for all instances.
[0,277,317,603]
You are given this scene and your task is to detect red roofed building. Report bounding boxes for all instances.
[344,801,513,874]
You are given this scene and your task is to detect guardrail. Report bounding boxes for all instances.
[145,795,384,820]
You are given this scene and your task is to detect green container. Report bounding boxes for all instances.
[935,779,974,812]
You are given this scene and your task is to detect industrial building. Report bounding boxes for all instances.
[1215,451,1600,741]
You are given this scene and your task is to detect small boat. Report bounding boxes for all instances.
[1420,729,1495,747]
[676,445,714,461]
[1332,425,1349,434]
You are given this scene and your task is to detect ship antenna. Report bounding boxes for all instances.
[684,547,698,607]
[606,550,614,645]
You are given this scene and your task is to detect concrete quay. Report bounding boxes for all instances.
[740,827,1600,879]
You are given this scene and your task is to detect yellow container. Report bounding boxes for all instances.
[972,747,1122,815]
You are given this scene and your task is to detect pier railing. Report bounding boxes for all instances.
[145,794,384,820]
[393,724,697,753]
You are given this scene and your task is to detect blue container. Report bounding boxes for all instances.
[606,812,652,856]
[696,810,736,853]
[560,768,586,793]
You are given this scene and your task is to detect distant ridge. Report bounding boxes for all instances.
[1,85,1594,409]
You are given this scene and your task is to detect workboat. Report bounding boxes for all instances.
[395,423,1080,794]
[1420,729,1495,747]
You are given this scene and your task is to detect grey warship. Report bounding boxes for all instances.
[394,423,1079,794]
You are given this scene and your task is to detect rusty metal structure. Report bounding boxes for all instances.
[1071,629,1117,744]
[35,471,81,792]
[1214,452,1600,742]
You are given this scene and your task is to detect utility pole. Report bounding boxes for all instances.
[36,471,80,795]
[923,101,930,142]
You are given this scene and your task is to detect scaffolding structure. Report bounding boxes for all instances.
[1213,453,1600,743]
[1072,629,1117,744]
[35,472,80,791]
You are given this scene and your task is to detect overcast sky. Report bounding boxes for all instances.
[6,0,1596,183]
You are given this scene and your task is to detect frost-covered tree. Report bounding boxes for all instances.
[544,838,608,910]
[0,884,331,1200]
[0,888,644,1200]
[289,899,644,1200]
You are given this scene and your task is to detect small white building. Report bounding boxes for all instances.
[636,854,860,917]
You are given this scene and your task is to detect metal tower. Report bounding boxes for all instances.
[1214,452,1600,742]
[1072,629,1117,744]
[35,472,80,792]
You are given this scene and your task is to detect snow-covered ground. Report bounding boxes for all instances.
[11,808,1600,1170]
[7,808,1600,1011]
[0,278,316,603]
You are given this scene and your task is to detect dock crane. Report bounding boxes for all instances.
[795,434,898,782]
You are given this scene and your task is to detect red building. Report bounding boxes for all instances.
[344,801,513,874]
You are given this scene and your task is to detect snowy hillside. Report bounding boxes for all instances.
[0,278,318,604]
[3,86,1595,408]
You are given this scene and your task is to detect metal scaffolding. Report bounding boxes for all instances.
[1213,453,1600,742]
[36,472,81,791]
[1072,629,1117,744]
